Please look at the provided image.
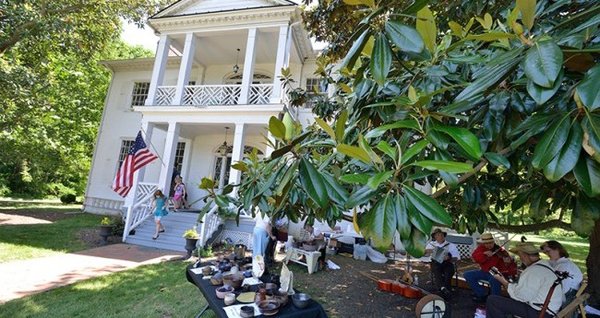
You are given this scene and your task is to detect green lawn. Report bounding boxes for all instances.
[514,231,589,272]
[0,260,215,318]
[0,199,102,263]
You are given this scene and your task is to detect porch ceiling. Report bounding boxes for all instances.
[168,28,301,66]
[153,123,267,140]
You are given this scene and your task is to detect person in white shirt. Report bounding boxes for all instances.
[487,242,563,318]
[252,213,274,258]
[540,240,583,305]
[424,228,460,298]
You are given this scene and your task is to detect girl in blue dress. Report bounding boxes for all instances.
[152,190,168,240]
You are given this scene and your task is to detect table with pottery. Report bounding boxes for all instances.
[186,259,328,318]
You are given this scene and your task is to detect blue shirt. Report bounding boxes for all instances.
[154,197,167,216]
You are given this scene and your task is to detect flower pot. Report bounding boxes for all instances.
[185,238,199,259]
[99,225,113,244]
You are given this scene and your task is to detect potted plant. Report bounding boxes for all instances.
[99,217,114,244]
[182,227,200,259]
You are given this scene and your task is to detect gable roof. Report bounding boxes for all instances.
[153,0,297,19]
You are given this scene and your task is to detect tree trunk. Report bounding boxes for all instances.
[587,218,600,306]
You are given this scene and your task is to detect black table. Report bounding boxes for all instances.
[186,265,328,318]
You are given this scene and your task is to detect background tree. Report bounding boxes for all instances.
[209,0,600,304]
[0,0,167,197]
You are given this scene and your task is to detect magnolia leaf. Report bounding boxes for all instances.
[412,160,473,173]
[340,173,371,185]
[367,171,394,189]
[401,140,429,165]
[376,140,397,162]
[433,126,483,160]
[364,119,420,139]
[404,185,452,226]
[315,117,336,140]
[543,121,582,182]
[394,194,411,241]
[282,112,294,140]
[416,6,437,53]
[335,110,348,142]
[359,196,396,249]
[341,29,370,71]
[516,0,536,31]
[574,157,600,197]
[231,161,247,172]
[298,158,329,208]
[403,227,428,258]
[346,185,377,208]
[527,70,563,105]
[572,197,596,236]
[322,173,350,205]
[523,40,563,88]
[371,33,393,85]
[576,64,600,110]
[343,0,374,6]
[531,114,571,169]
[269,116,286,140]
[449,21,463,37]
[465,32,515,42]
[385,21,424,53]
[484,152,511,169]
[337,144,371,163]
[406,197,433,234]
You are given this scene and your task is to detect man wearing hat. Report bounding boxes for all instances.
[464,232,517,303]
[486,242,563,318]
[425,228,460,298]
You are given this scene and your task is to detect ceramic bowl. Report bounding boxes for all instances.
[210,272,223,286]
[267,290,289,307]
[216,285,234,299]
[224,292,236,305]
[223,273,244,289]
[239,305,255,318]
[291,293,311,309]
[257,300,280,316]
[264,283,278,294]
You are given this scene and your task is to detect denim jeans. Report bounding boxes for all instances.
[464,269,502,297]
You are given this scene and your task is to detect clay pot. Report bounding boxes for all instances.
[223,273,244,289]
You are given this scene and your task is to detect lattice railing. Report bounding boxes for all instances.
[122,182,158,242]
[182,85,241,106]
[248,84,273,104]
[155,86,176,105]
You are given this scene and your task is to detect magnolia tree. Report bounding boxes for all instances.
[199,0,600,303]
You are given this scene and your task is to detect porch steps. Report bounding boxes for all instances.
[124,211,201,252]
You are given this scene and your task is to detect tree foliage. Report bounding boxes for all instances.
[0,0,165,197]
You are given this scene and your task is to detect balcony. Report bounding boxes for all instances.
[154,84,274,106]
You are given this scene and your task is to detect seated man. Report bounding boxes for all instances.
[298,223,327,269]
[464,232,517,303]
[425,228,460,298]
[486,242,563,318]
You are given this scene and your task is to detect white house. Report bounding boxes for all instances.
[83,0,327,251]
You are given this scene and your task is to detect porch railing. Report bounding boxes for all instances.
[199,204,223,248]
[122,182,158,242]
[154,84,274,106]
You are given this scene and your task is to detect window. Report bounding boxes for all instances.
[172,142,186,175]
[117,139,135,167]
[131,82,150,106]
[305,78,328,94]
[213,146,263,187]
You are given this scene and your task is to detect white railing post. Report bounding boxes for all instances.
[158,122,180,196]
[238,28,257,105]
[146,35,171,106]
[173,33,197,105]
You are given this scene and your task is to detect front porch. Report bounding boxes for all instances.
[155,83,274,106]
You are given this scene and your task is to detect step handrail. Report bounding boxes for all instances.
[122,183,158,242]
[199,204,223,248]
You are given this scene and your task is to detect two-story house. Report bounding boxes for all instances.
[83,0,325,251]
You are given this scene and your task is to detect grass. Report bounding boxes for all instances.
[515,231,589,272]
[0,199,103,263]
[0,260,216,318]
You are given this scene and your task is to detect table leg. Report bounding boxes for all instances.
[306,253,318,274]
[194,304,209,318]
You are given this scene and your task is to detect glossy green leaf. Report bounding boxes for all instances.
[385,21,424,53]
[394,194,411,241]
[367,171,394,189]
[416,6,436,53]
[340,173,370,185]
[343,0,374,5]
[314,117,336,140]
[426,130,450,150]
[275,161,298,194]
[403,228,427,258]
[527,70,563,105]
[532,114,571,169]
[406,197,433,234]
[341,29,370,71]
[582,114,600,156]
[335,110,348,142]
[516,0,536,30]
[433,126,483,160]
[401,140,429,165]
[523,40,563,88]
[543,121,582,182]
[376,141,397,162]
[282,112,295,140]
[412,160,473,173]
[404,0,430,15]
[269,116,286,140]
[346,185,377,208]
[358,134,383,165]
[574,157,600,197]
[508,112,556,138]
[572,196,596,236]
[484,152,511,169]
[337,144,371,164]
[231,161,248,172]
[322,172,350,205]
[371,33,393,85]
[359,195,396,249]
[299,158,329,208]
[364,119,420,139]
[465,32,515,42]
[576,64,600,110]
[270,144,293,159]
[404,185,452,226]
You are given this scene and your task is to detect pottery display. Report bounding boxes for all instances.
[257,300,280,316]
[239,305,255,318]
[223,273,244,289]
[291,293,311,309]
[216,285,234,299]
[224,292,236,305]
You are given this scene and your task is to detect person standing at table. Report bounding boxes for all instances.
[151,190,167,240]
[540,240,583,305]
[252,213,274,258]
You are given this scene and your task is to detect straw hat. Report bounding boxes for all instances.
[509,242,539,255]
[431,228,447,239]
[477,233,495,244]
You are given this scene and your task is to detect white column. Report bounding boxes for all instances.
[158,122,180,196]
[238,28,258,105]
[270,25,290,103]
[265,131,275,157]
[173,33,197,105]
[146,35,171,105]
[228,123,246,187]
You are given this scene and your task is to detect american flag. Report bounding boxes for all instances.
[112,131,158,197]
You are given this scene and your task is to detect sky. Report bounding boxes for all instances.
[121,21,159,51]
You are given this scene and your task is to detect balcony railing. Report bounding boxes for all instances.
[154,84,274,106]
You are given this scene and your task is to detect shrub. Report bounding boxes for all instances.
[60,193,77,204]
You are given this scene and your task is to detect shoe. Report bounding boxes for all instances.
[159,229,165,233]
[152,234,159,240]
